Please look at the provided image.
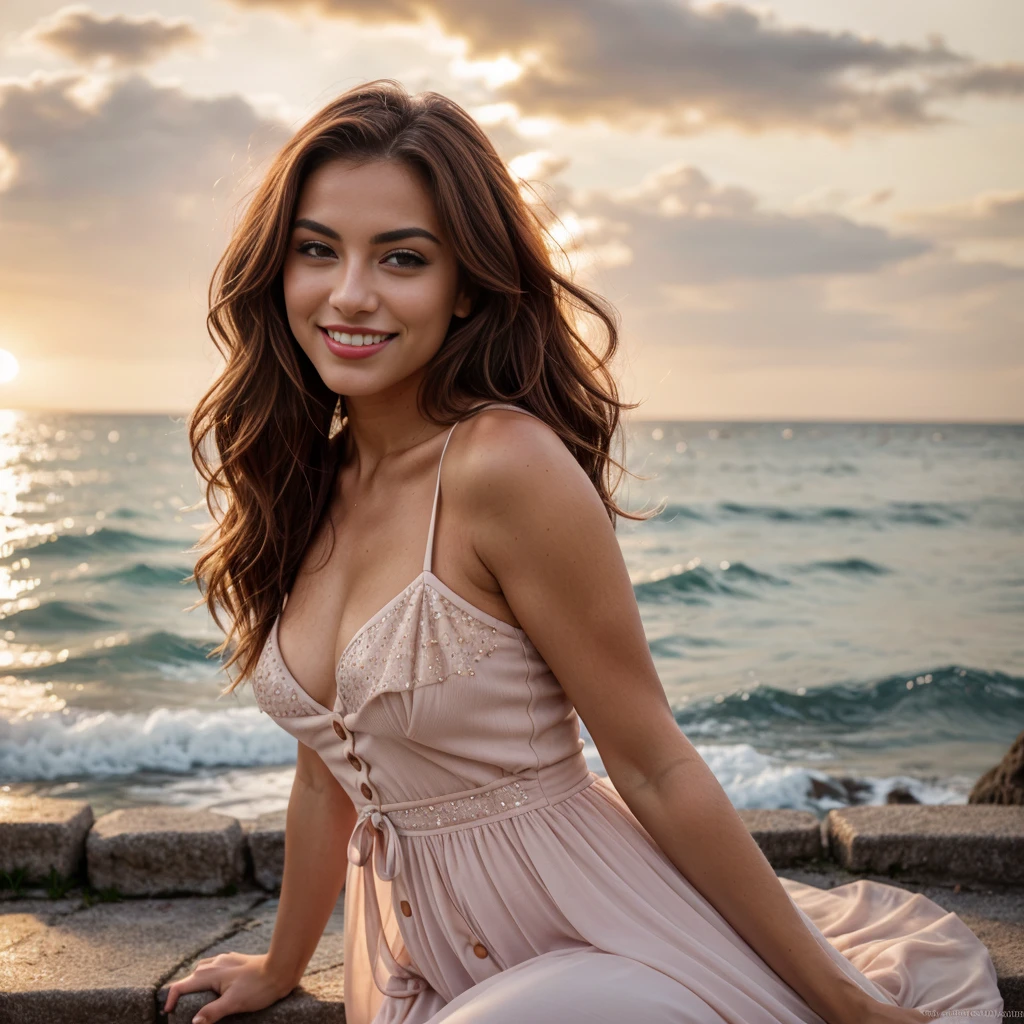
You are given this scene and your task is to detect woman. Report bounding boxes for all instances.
[165,80,1001,1024]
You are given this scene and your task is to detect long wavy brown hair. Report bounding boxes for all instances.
[188,78,658,693]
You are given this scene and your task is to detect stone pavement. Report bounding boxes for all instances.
[1,795,1021,1022]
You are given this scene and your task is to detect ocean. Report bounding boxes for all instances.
[1,411,1020,819]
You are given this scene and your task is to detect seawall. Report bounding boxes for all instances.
[1,796,1021,1022]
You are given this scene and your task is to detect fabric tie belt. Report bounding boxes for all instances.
[346,756,596,1001]
[348,804,430,999]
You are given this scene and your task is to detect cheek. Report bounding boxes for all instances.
[394,272,459,327]
[281,262,318,323]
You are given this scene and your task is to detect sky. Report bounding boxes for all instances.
[0,0,1020,420]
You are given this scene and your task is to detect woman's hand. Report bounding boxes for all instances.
[161,951,295,1023]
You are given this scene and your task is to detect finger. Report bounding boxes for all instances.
[192,993,240,1024]
[163,973,218,1011]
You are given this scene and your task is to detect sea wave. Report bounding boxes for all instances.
[2,526,187,561]
[674,665,1023,740]
[0,704,294,780]
[1,702,965,816]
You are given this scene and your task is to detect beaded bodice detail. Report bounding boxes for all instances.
[251,623,326,718]
[335,572,503,715]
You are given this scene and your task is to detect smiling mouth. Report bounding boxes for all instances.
[320,327,398,347]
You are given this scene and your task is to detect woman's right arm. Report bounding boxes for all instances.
[162,741,357,1023]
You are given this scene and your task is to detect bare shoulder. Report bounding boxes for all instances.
[443,407,687,798]
[447,406,597,515]
[442,406,612,598]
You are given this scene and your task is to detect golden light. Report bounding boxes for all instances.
[0,350,19,384]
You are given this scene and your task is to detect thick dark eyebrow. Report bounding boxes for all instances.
[291,218,441,246]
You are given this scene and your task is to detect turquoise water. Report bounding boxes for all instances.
[1,411,1020,817]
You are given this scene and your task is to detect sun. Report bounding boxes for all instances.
[0,350,19,384]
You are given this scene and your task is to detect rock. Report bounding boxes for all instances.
[970,730,1024,805]
[807,775,873,805]
[248,810,287,891]
[87,806,246,897]
[0,795,93,883]
[736,809,822,866]
[827,804,1024,885]
[885,786,920,805]
[0,893,260,1023]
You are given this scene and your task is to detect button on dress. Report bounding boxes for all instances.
[251,403,1002,1023]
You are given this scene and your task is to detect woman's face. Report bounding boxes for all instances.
[282,157,471,399]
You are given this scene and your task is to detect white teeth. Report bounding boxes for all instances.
[326,329,390,347]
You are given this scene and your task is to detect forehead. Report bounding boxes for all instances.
[294,158,442,234]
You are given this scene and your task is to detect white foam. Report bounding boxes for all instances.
[0,704,296,780]
[583,737,965,812]
[2,708,966,816]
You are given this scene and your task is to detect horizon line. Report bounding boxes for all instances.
[0,407,1020,427]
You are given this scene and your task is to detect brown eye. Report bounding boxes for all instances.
[297,241,335,259]
[383,249,427,268]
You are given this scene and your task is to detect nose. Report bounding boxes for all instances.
[328,256,379,318]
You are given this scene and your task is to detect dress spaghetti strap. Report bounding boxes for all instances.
[421,402,539,574]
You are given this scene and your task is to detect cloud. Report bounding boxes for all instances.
[27,5,201,68]
[898,190,1024,241]
[0,71,285,208]
[0,69,286,386]
[229,0,1024,136]
[510,157,1022,394]
[567,162,932,293]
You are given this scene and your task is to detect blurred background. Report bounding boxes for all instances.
[0,1,1020,818]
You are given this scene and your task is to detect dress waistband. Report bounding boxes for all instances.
[346,753,595,1000]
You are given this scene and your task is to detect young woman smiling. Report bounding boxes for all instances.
[166,81,1001,1024]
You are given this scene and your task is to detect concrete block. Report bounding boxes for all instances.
[737,809,822,866]
[827,805,1024,885]
[248,810,287,891]
[0,796,93,883]
[87,805,246,896]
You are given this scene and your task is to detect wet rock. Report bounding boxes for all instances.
[970,730,1024,806]
[886,786,920,805]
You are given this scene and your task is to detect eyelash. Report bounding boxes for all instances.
[295,241,427,268]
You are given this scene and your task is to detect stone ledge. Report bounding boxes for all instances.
[0,796,93,884]
[4,797,1022,900]
[736,809,822,865]
[162,966,346,1024]
[246,811,287,891]
[827,805,1024,885]
[2,873,1019,1020]
[159,896,345,1022]
[87,807,247,897]
[0,893,261,1024]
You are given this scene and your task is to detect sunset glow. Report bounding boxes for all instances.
[0,350,19,385]
[0,1,1019,419]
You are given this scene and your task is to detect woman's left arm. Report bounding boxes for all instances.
[453,412,925,1024]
